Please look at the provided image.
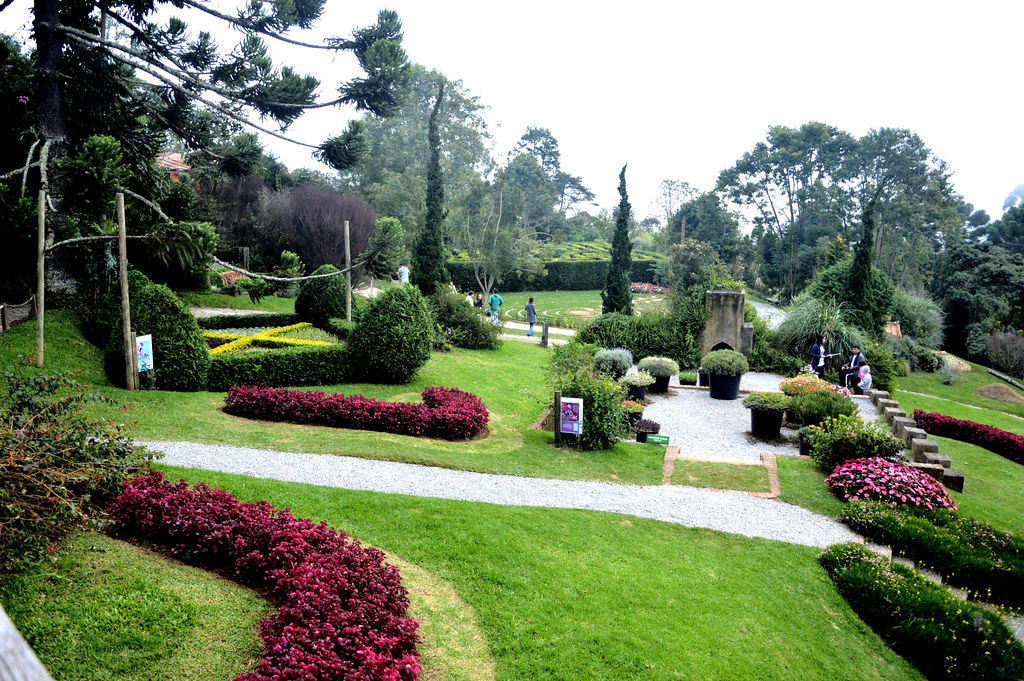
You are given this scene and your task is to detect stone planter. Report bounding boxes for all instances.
[627,384,648,401]
[750,409,784,440]
[651,375,671,394]
[708,373,741,400]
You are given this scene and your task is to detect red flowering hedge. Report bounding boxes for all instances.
[109,472,420,681]
[913,408,1024,465]
[224,385,489,440]
[826,457,957,510]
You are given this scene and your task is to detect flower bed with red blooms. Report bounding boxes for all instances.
[825,457,957,510]
[224,385,489,440]
[913,409,1024,465]
[629,282,667,294]
[109,472,421,681]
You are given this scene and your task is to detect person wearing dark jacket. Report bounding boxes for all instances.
[524,297,538,336]
[840,345,867,389]
[810,334,828,379]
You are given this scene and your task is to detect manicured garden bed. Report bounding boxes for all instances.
[110,472,421,681]
[913,408,1024,465]
[224,385,490,440]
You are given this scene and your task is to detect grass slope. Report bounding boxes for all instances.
[0,532,270,681]
[158,467,925,681]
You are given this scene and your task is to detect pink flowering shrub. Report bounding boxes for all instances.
[913,409,1024,466]
[109,472,421,681]
[224,385,489,440]
[629,282,666,294]
[826,457,957,510]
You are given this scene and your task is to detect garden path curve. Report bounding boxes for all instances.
[146,441,859,549]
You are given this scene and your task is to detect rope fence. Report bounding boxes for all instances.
[0,295,36,333]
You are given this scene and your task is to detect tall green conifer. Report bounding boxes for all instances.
[413,82,449,295]
[602,164,633,315]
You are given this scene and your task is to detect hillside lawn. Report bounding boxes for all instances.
[1,470,926,681]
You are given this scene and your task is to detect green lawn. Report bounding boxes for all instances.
[775,457,846,518]
[497,290,665,327]
[178,290,297,313]
[153,468,925,680]
[0,532,270,681]
[896,360,1024,420]
[670,459,771,493]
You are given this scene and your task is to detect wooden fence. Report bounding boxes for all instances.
[0,295,36,333]
[0,603,55,681]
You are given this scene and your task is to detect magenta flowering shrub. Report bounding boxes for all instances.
[913,409,1024,465]
[224,385,489,440]
[826,457,957,510]
[629,282,666,294]
[109,472,420,681]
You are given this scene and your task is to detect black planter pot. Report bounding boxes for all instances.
[708,373,742,400]
[799,439,812,457]
[636,431,649,443]
[750,409,784,440]
[627,411,643,428]
[651,375,671,394]
[697,372,709,387]
[679,377,697,386]
[783,408,796,425]
[627,384,648,401]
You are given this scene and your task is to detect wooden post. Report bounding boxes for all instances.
[553,390,562,447]
[35,189,46,367]
[541,322,549,348]
[1,304,7,333]
[344,220,352,322]
[1,603,56,680]
[116,193,136,391]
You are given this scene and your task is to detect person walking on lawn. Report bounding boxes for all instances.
[487,290,503,325]
[525,297,538,336]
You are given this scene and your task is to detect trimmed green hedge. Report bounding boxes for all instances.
[577,312,700,368]
[448,259,663,292]
[207,344,351,391]
[196,312,301,330]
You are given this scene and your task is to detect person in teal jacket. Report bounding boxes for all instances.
[487,291,503,325]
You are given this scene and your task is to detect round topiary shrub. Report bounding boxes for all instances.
[429,291,500,350]
[700,349,749,376]
[103,274,210,391]
[295,264,346,329]
[594,348,634,377]
[637,356,679,378]
[790,389,856,426]
[348,285,433,383]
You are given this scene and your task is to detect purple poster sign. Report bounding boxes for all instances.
[559,397,583,434]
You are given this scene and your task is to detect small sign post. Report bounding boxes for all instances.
[559,397,583,435]
[136,334,154,373]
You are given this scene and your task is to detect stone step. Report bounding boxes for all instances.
[942,468,965,493]
[922,451,952,468]
[911,439,939,462]
[908,462,945,481]
[891,416,916,438]
[902,426,927,448]
[882,406,907,426]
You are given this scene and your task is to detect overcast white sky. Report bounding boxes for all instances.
[4,1,1022,222]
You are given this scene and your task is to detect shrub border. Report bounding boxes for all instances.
[913,409,1024,465]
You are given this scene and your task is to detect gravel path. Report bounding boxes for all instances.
[749,301,786,329]
[146,441,859,548]
[639,373,880,461]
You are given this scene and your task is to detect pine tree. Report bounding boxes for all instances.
[602,164,633,315]
[413,82,449,295]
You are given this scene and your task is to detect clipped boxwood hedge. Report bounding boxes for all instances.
[207,344,351,391]
[196,312,301,330]
[295,264,346,328]
[577,312,701,369]
[820,543,1024,681]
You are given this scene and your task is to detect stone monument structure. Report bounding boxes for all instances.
[700,289,753,357]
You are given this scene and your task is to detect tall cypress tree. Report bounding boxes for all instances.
[602,164,633,315]
[413,82,449,295]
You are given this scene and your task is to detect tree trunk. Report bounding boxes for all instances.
[33,0,68,233]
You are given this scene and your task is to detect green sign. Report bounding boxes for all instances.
[646,434,670,445]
